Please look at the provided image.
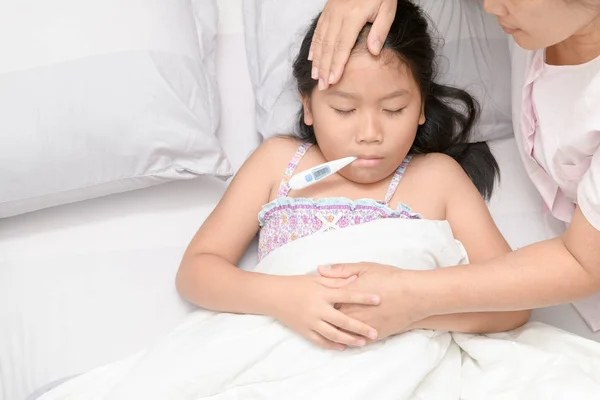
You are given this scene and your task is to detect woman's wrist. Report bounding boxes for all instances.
[388,269,436,334]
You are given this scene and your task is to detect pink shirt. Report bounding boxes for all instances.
[517,48,600,228]
[510,41,600,330]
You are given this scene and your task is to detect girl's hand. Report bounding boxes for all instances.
[271,275,380,350]
[310,0,397,90]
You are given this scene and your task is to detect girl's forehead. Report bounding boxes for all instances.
[347,47,405,68]
[339,51,416,87]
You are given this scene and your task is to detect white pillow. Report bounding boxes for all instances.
[243,0,512,142]
[0,0,231,218]
[215,0,261,172]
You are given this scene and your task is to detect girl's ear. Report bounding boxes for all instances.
[301,95,314,126]
[419,104,426,125]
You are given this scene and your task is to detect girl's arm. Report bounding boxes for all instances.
[176,138,282,314]
[176,138,380,349]
[403,154,531,333]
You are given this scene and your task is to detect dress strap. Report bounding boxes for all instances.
[277,142,313,198]
[384,156,412,205]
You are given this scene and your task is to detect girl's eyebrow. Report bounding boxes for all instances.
[326,89,410,100]
[380,89,410,100]
[326,90,359,99]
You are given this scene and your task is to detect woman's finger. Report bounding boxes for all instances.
[330,289,381,306]
[315,12,344,90]
[318,263,368,278]
[317,275,357,289]
[325,309,378,340]
[327,16,368,86]
[367,0,396,55]
[307,330,346,351]
[315,321,367,348]
[309,7,331,79]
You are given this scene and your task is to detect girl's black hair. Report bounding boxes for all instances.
[292,0,499,200]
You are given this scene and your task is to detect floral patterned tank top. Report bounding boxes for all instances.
[257,143,422,260]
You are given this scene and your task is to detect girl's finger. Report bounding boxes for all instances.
[314,321,367,348]
[325,309,378,340]
[307,330,346,351]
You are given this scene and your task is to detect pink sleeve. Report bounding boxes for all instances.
[573,147,600,332]
[576,71,600,231]
[578,149,600,231]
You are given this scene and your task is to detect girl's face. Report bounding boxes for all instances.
[301,50,425,185]
[483,0,600,50]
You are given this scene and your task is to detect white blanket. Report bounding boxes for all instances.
[40,219,600,399]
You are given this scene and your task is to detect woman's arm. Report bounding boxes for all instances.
[408,208,600,317]
[407,148,600,321]
[320,189,600,338]
[404,154,530,333]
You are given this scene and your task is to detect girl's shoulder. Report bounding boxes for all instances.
[254,136,307,170]
[404,152,475,202]
[260,136,305,156]
[408,152,465,179]
[240,136,309,192]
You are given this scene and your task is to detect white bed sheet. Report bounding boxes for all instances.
[1,179,212,400]
[0,176,260,400]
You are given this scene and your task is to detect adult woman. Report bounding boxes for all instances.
[309,0,600,344]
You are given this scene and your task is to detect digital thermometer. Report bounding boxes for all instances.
[288,156,357,190]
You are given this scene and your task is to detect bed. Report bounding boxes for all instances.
[0,1,598,399]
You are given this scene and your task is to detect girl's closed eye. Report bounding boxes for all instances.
[384,108,405,115]
[332,107,405,116]
[332,107,356,116]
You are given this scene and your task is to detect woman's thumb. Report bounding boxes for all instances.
[318,263,361,278]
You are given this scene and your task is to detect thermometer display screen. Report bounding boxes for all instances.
[313,166,331,180]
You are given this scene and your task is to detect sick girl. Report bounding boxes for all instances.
[176,0,530,350]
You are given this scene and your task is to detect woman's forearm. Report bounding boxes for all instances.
[407,238,600,318]
[176,253,281,315]
[407,310,531,334]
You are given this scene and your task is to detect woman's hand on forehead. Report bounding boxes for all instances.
[310,0,397,91]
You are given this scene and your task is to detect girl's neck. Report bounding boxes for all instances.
[546,14,600,66]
